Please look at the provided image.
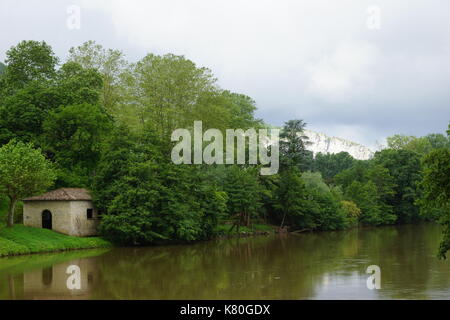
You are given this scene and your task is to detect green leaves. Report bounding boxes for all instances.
[313,151,356,182]
[0,140,56,226]
[386,133,449,156]
[373,149,422,223]
[93,130,226,245]
[279,120,312,170]
[0,140,56,200]
[417,147,450,258]
[3,40,58,90]
[0,41,107,186]
[42,103,111,173]
[68,41,126,113]
[131,53,216,135]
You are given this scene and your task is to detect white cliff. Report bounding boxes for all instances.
[303,129,374,160]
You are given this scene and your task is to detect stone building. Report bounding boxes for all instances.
[23,188,99,236]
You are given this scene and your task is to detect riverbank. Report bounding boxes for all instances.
[0,223,277,258]
[0,225,111,257]
[214,223,277,237]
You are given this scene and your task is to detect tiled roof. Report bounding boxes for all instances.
[23,188,92,201]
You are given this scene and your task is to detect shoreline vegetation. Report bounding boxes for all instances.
[0,221,440,258]
[0,222,278,258]
[0,222,317,257]
[0,225,111,258]
[0,40,449,259]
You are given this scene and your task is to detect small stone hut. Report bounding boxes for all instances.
[23,188,99,237]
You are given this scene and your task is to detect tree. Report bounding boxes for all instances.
[42,103,111,186]
[183,90,263,133]
[345,180,396,226]
[279,120,311,170]
[334,161,370,188]
[275,167,312,229]
[221,91,263,129]
[386,134,432,155]
[221,166,263,230]
[386,134,416,150]
[0,42,62,145]
[132,53,217,135]
[417,147,450,258]
[3,40,58,90]
[0,81,56,145]
[0,140,56,227]
[0,62,6,100]
[365,164,397,215]
[0,58,102,147]
[301,171,332,194]
[308,187,348,231]
[425,133,450,149]
[300,171,349,230]
[301,150,315,172]
[313,152,356,182]
[92,129,226,244]
[374,149,422,222]
[68,41,128,114]
[340,200,361,226]
[335,162,397,225]
[54,61,103,107]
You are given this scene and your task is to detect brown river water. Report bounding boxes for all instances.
[0,223,449,299]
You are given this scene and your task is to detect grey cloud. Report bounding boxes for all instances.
[1,0,449,147]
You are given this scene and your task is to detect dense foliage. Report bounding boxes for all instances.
[0,140,56,226]
[416,125,450,258]
[0,40,448,258]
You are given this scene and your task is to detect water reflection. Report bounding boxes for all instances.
[0,224,449,299]
[0,249,107,300]
[23,258,98,299]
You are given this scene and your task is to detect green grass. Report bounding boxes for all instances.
[0,224,111,257]
[214,222,276,236]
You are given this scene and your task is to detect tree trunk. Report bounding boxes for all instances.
[7,197,16,228]
[280,210,287,228]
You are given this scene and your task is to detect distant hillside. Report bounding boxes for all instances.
[304,130,374,160]
[267,125,374,160]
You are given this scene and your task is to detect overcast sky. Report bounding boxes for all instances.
[1,0,449,148]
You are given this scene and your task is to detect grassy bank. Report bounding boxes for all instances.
[0,221,275,258]
[0,225,111,257]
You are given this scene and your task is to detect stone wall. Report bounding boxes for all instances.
[23,200,73,235]
[70,201,99,237]
[23,200,99,236]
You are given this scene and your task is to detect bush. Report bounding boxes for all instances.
[93,130,227,245]
[340,200,361,227]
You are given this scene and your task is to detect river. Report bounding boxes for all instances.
[0,223,449,299]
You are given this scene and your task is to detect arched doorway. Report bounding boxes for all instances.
[42,210,52,229]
